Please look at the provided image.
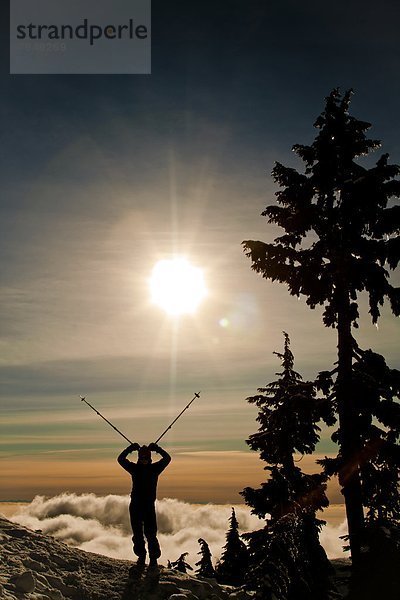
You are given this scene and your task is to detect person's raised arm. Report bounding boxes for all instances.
[117,443,140,472]
[149,443,171,472]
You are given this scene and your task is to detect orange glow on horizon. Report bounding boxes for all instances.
[0,451,342,505]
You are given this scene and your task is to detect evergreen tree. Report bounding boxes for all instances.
[195,538,216,579]
[241,333,333,600]
[335,347,400,527]
[243,89,400,562]
[215,508,249,586]
[171,552,193,574]
[319,346,400,599]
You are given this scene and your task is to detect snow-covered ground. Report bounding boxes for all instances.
[1,516,255,600]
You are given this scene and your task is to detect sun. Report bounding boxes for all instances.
[150,257,207,316]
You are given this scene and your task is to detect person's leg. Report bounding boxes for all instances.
[143,503,161,561]
[129,501,146,559]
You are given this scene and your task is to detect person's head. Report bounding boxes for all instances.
[137,445,152,465]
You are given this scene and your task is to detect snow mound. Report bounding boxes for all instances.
[0,516,254,600]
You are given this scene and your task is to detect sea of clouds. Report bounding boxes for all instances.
[6,493,348,567]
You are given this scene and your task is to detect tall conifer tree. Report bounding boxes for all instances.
[243,89,400,562]
[241,333,333,600]
[320,346,400,598]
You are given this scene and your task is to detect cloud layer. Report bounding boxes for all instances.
[8,493,348,568]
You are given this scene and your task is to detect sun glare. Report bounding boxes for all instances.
[150,257,207,316]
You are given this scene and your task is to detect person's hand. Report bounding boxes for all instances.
[148,442,158,452]
[129,442,140,451]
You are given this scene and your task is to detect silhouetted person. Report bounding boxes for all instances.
[117,442,171,567]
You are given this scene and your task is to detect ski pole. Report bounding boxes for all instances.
[79,396,133,444]
[154,391,200,444]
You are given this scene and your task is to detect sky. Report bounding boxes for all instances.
[1,0,400,506]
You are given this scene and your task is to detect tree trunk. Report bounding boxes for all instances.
[336,289,364,566]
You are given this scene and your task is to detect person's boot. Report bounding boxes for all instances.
[148,557,158,569]
[136,554,146,567]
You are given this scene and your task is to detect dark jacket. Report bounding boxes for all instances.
[118,446,171,503]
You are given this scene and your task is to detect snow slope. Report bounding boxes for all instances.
[0,516,253,600]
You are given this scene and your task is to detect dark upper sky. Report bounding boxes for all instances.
[2,0,400,191]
